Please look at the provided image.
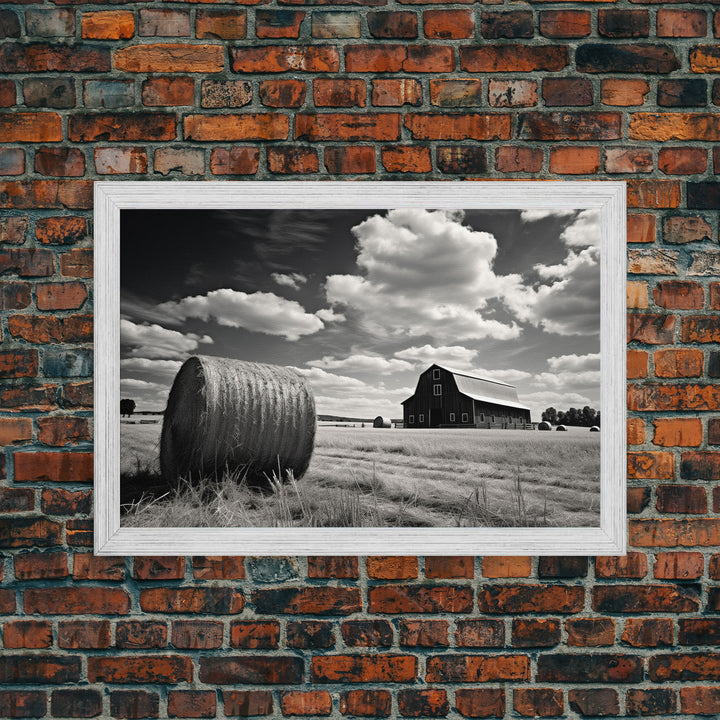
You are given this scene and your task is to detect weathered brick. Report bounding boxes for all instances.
[650,654,720,682]
[372,78,421,107]
[82,11,134,40]
[185,114,288,141]
[314,78,365,107]
[626,688,676,715]
[196,9,246,39]
[26,587,129,615]
[622,618,673,648]
[268,145,318,173]
[0,486,34,513]
[630,113,720,141]
[0,216,28,244]
[566,618,615,647]
[598,9,649,38]
[253,586,359,614]
[576,44,679,73]
[538,556,588,578]
[664,216,712,244]
[311,12,360,39]
[455,689,505,718]
[627,282,648,310]
[0,656,80,684]
[658,79,707,108]
[51,689,102,718]
[342,620,393,647]
[518,112,621,141]
[550,146,599,174]
[680,687,720,715]
[116,620,168,649]
[201,79,252,108]
[369,585,472,613]
[479,585,584,613]
[89,656,192,684]
[455,619,503,648]
[232,45,339,73]
[568,689,619,718]
[142,77,194,107]
[230,621,279,649]
[659,146,707,174]
[83,79,133,109]
[0,43,110,73]
[340,690,391,717]
[424,10,473,39]
[653,418,703,447]
[95,147,148,174]
[596,553,648,579]
[425,556,474,579]
[222,691,273,717]
[140,587,244,614]
[658,8,707,37]
[281,691,332,717]
[209,146,259,175]
[679,618,720,645]
[259,79,306,108]
[168,690,216,719]
[601,79,649,107]
[605,148,653,174]
[138,8,191,36]
[154,147,204,176]
[35,147,85,177]
[489,80,537,108]
[200,656,303,684]
[430,79,482,107]
[324,146,375,174]
[543,78,593,106]
[367,11,417,38]
[654,349,704,378]
[69,113,175,142]
[256,10,303,38]
[0,148,23,175]
[654,551,704,579]
[114,44,223,72]
[512,619,561,648]
[398,689,448,718]
[297,113,399,141]
[537,654,643,683]
[426,655,529,683]
[481,11,532,38]
[382,145,430,173]
[172,620,223,649]
[495,146,542,173]
[513,688,563,718]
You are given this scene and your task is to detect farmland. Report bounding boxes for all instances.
[121,419,600,528]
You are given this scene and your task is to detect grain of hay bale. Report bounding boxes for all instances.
[538,421,552,431]
[590,425,600,432]
[160,356,315,488]
[556,424,567,432]
[373,416,391,429]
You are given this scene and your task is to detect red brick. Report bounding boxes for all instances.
[657,9,707,37]
[682,316,720,343]
[602,79,649,106]
[495,146,542,173]
[89,656,193,684]
[549,146,599,174]
[538,654,643,684]
[659,147,707,175]
[488,80,537,108]
[82,10,134,39]
[425,556,474,578]
[430,79,483,107]
[519,111,621,141]
[14,451,92,482]
[382,145,431,173]
[297,113,399,141]
[0,656,81,684]
[324,146,375,174]
[69,113,175,142]
[0,181,93,210]
[627,451,674,479]
[209,146,259,175]
[185,114,288,141]
[652,418,702,448]
[654,551,704,579]
[627,179,682,208]
[398,689,448,718]
[478,584,584,613]
[116,620,168,649]
[51,689,102,718]
[650,653,720,682]
[481,11,533,39]
[679,619,720,645]
[26,587,130,615]
[567,689,618,717]
[0,112,62,142]
[654,348,704,378]
[154,147,204,176]
[140,587,244,614]
[605,147,653,173]
[222,691,273,717]
[0,217,28,244]
[511,619,561,648]
[372,78,421,107]
[369,585,472,613]
[345,45,452,73]
[286,620,334,649]
[110,691,159,719]
[201,80,252,109]
[134,556,185,580]
[314,78,365,107]
[513,689,563,718]
[400,619,449,647]
[172,620,223,649]
[657,483,708,513]
[627,417,645,445]
[680,687,720,715]
[0,350,37,379]
[311,12,361,38]
[311,655,417,683]
[626,688,676,715]
[455,619,503,648]
[664,216,712,244]
[544,78,593,106]
[114,43,222,72]
[426,655,530,683]
[0,487,34,513]
[598,9,648,38]
[73,554,125,581]
[230,621,279,649]
[200,656,303,685]
[482,556,532,578]
[628,314,676,344]
[192,556,245,579]
[627,350,649,379]
[565,618,615,647]
[539,10,590,38]
[168,690,216,719]
[0,248,55,276]
[654,281,704,309]
[142,77,194,106]
[14,551,68,580]
[60,249,93,277]
[267,143,319,173]
[595,553,647,579]
[340,690,391,717]
[424,10,473,38]
[594,584,699,613]
[710,419,720,446]
[0,148,23,175]
[630,517,720,547]
[281,691,332,717]
[622,618,673,649]
[405,113,510,140]
[95,146,148,174]
[35,148,85,177]
[455,689,505,718]
[37,415,90,445]
[231,45,339,73]
[255,10,303,38]
[367,11,417,38]
[630,112,720,141]
[36,282,88,311]
[460,45,568,72]
[259,79,306,107]
[342,620,393,647]
[0,384,57,412]
[3,620,52,649]
[0,80,15,108]
[35,216,86,246]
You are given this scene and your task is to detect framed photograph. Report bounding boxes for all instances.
[94,181,626,556]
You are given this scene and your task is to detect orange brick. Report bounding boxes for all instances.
[627,214,655,244]
[653,418,703,447]
[627,350,649,379]
[482,557,532,578]
[627,417,645,445]
[549,146,599,174]
[654,348,704,378]
[82,11,134,40]
[627,281,649,309]
[601,79,649,107]
[0,417,32,445]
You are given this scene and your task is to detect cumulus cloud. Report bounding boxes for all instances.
[120,358,183,384]
[315,308,346,324]
[394,344,478,370]
[121,319,213,360]
[157,289,325,341]
[271,272,307,290]
[520,209,576,223]
[308,354,413,374]
[547,353,600,373]
[120,377,171,410]
[560,209,601,249]
[325,209,521,342]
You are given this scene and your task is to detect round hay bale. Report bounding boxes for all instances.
[556,424,567,432]
[590,425,600,432]
[538,421,552,431]
[373,416,391,429]
[160,356,315,488]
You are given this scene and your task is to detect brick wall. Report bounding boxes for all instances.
[1,0,720,717]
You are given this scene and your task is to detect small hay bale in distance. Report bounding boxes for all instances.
[538,421,552,431]
[590,425,600,432]
[556,424,567,432]
[160,356,316,488]
[373,416,391,428]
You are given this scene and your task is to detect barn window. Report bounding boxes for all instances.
[419,414,424,423]
[432,368,440,379]
[450,413,455,422]
[433,384,441,396]
[492,415,496,423]
[462,413,468,423]
[409,415,414,424]
[480,413,485,422]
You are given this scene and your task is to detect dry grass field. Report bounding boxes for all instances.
[120,420,600,528]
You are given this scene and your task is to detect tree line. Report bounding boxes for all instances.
[542,406,600,427]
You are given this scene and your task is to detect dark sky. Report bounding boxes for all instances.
[120,208,601,417]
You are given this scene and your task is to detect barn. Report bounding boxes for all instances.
[402,364,532,429]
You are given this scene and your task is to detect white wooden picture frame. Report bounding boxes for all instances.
[94,181,626,556]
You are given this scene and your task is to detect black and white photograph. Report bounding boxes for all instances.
[119,204,603,530]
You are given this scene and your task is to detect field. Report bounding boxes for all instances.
[120,419,600,528]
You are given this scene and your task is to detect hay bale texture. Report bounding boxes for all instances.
[160,356,315,487]
[538,421,552,431]
[373,416,391,428]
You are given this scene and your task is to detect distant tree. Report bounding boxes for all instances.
[120,399,136,417]
[543,405,600,427]
[542,407,558,425]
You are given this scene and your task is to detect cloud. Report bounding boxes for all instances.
[272,272,307,290]
[520,209,577,223]
[560,209,601,249]
[120,377,170,410]
[394,344,478,370]
[315,308,346,324]
[325,209,521,342]
[157,289,325,341]
[475,367,533,385]
[308,354,413,374]
[121,319,213,360]
[547,353,600,373]
[518,390,595,422]
[120,357,183,383]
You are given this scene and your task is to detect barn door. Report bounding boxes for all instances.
[429,409,442,428]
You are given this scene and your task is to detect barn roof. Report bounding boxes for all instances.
[403,364,531,411]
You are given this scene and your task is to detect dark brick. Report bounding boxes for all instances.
[688,183,720,209]
[0,10,21,38]
[598,9,649,38]
[367,11,417,38]
[481,11,533,38]
[537,654,643,684]
[576,44,680,74]
[626,688,676,716]
[658,79,707,107]
[286,620,335,649]
[568,689,619,717]
[341,620,393,647]
[51,689,102,718]
[538,556,588,578]
[437,146,486,174]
